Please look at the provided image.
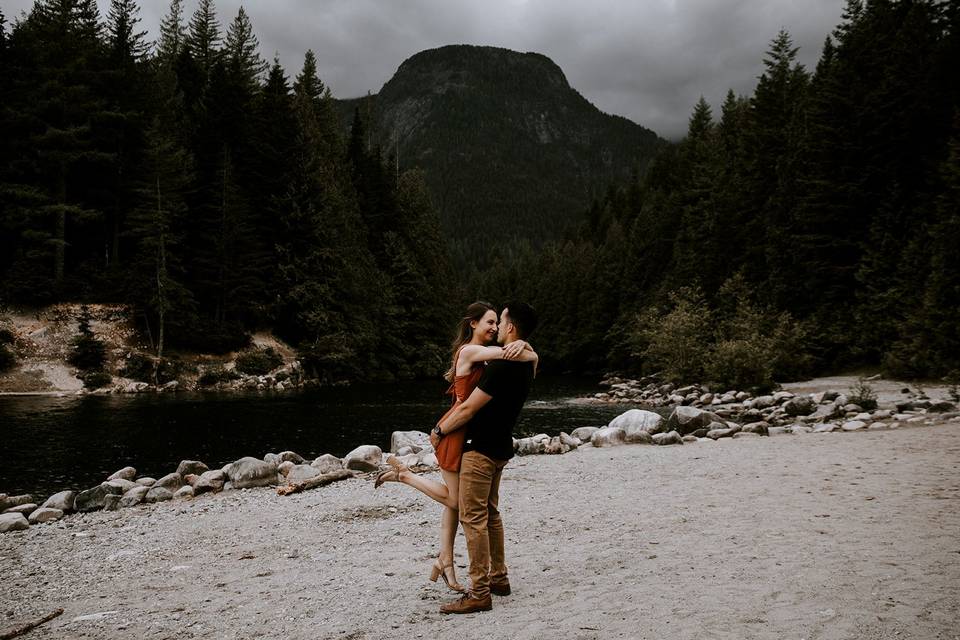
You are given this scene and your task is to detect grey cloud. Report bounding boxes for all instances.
[2,0,843,138]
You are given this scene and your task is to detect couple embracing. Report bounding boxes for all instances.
[375,300,539,614]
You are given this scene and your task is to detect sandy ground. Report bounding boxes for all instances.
[2,423,959,640]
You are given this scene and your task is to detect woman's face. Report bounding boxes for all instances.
[470,309,499,344]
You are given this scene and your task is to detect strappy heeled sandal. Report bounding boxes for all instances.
[430,557,466,593]
[373,456,409,488]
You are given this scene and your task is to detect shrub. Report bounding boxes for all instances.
[705,337,776,392]
[68,307,106,371]
[0,327,14,344]
[848,377,878,410]
[0,343,16,372]
[235,347,283,376]
[198,365,238,386]
[634,286,712,383]
[80,370,113,389]
[120,351,191,384]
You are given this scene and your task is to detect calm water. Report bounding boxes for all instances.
[0,376,623,498]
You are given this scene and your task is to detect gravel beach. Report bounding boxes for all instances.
[2,422,959,640]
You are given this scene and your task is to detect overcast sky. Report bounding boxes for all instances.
[2,0,844,139]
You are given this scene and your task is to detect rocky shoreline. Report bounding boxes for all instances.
[4,374,959,536]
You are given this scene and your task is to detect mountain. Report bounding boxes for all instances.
[336,45,664,267]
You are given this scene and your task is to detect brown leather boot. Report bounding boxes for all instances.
[439,593,493,614]
[490,580,511,596]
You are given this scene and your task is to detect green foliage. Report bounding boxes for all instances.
[235,347,282,375]
[848,377,878,410]
[631,287,712,383]
[119,351,189,383]
[197,364,238,386]
[80,370,112,389]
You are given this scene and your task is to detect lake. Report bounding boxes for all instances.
[0,376,623,499]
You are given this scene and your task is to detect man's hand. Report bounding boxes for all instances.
[502,340,528,360]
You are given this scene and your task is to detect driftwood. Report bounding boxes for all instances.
[276,469,354,495]
[0,608,64,639]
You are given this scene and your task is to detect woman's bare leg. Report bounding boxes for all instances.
[398,468,459,510]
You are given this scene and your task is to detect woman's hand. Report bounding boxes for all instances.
[502,340,528,360]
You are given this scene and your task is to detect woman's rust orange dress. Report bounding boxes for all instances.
[435,352,484,473]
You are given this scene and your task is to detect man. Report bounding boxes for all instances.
[430,301,538,614]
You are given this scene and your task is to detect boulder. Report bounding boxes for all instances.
[706,428,736,440]
[609,409,664,435]
[624,429,653,444]
[571,427,599,443]
[278,461,295,476]
[193,470,226,495]
[0,513,29,533]
[784,397,816,416]
[843,403,863,413]
[418,451,439,468]
[929,401,957,413]
[591,426,626,447]
[278,451,306,464]
[176,460,209,477]
[145,486,174,503]
[107,466,137,481]
[665,406,722,436]
[813,423,838,433]
[343,445,383,472]
[681,435,699,443]
[559,432,581,449]
[119,485,148,507]
[753,395,775,409]
[183,474,200,487]
[225,457,279,488]
[2,503,37,515]
[773,391,795,403]
[543,436,572,455]
[868,422,890,430]
[105,478,138,493]
[174,485,194,499]
[652,430,683,445]
[41,490,76,513]
[287,464,321,482]
[841,420,867,431]
[154,472,183,491]
[515,437,546,456]
[740,421,769,435]
[390,430,432,454]
[790,425,813,434]
[135,477,156,487]
[311,455,343,474]
[0,494,33,511]
[28,507,63,524]
[263,453,281,465]
[732,431,760,439]
[103,494,121,510]
[767,426,790,436]
[75,484,123,512]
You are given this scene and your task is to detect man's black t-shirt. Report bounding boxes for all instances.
[462,359,534,461]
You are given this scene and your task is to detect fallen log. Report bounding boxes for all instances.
[276,469,354,495]
[0,608,64,639]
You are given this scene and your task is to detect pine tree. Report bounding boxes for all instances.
[185,0,220,75]
[157,0,185,62]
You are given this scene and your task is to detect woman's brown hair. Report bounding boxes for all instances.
[443,301,497,382]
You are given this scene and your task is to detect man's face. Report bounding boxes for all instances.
[497,309,511,345]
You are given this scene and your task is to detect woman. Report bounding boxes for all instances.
[375,301,537,592]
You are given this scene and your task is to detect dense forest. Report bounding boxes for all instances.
[472,0,960,387]
[1,0,958,388]
[0,0,455,381]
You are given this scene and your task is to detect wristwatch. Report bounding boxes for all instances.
[432,425,443,438]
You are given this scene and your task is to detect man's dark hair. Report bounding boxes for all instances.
[503,301,538,339]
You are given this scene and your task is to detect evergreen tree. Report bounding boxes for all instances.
[157,0,185,62]
[185,0,220,75]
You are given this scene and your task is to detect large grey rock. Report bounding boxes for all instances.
[103,494,121,510]
[119,485,148,507]
[740,421,769,436]
[813,422,838,433]
[706,428,737,440]
[41,490,76,513]
[773,391,795,404]
[135,477,156,487]
[174,485,194,499]
[107,466,137,481]
[652,430,683,445]
[225,457,279,488]
[571,427,599,443]
[784,397,816,416]
[278,451,306,464]
[515,437,546,456]
[2,503,37,515]
[929,401,957,413]
[343,445,383,472]
[390,430,432,454]
[609,409,664,435]
[287,464,321,482]
[559,432,581,449]
[154,473,183,491]
[193,470,226,495]
[591,426,626,447]
[28,507,63,524]
[75,484,123,512]
[263,453,281,465]
[624,429,653,444]
[145,486,174,503]
[0,494,33,511]
[0,513,29,533]
[665,406,722,436]
[753,395,775,409]
[310,455,343,474]
[841,420,867,431]
[105,478,138,493]
[176,460,209,477]
[277,460,295,477]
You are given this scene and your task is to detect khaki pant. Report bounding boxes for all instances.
[458,450,508,598]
